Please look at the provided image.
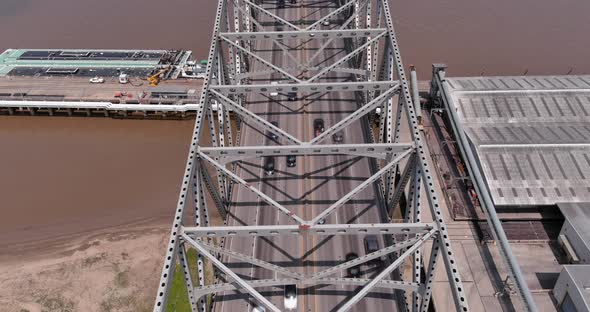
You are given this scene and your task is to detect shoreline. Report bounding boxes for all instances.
[0,215,169,266]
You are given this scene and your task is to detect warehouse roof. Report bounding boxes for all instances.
[444,75,590,206]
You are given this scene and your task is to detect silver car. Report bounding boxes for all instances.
[332,131,344,143]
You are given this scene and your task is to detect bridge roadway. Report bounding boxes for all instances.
[216,1,397,311]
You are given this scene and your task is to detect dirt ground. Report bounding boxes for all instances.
[0,222,169,312]
[0,114,229,312]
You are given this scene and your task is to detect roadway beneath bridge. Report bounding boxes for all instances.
[215,0,401,311]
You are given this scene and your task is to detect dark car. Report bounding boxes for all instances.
[276,26,284,41]
[313,118,325,137]
[364,235,386,264]
[286,155,296,167]
[287,92,297,101]
[346,253,361,278]
[277,0,285,8]
[264,156,275,175]
[332,131,344,143]
[269,121,279,140]
[364,235,379,254]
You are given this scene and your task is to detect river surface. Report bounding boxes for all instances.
[0,117,194,251]
[1,0,589,249]
[0,0,589,77]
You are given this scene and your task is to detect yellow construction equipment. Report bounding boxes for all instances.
[147,69,167,87]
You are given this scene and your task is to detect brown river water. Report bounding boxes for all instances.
[0,0,589,250]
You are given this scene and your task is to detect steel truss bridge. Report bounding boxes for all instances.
[154,0,470,311]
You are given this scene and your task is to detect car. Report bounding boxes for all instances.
[332,131,344,143]
[346,253,361,278]
[269,121,279,140]
[287,92,297,101]
[364,235,386,264]
[252,306,266,312]
[313,118,325,137]
[322,20,330,26]
[284,284,297,310]
[89,76,105,84]
[118,73,128,84]
[276,27,284,41]
[286,155,296,167]
[318,218,326,225]
[364,235,379,254]
[270,81,279,97]
[264,157,275,176]
[277,0,285,8]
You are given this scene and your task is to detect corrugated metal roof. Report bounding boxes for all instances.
[446,75,590,206]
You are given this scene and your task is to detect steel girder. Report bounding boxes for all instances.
[154,0,471,311]
[337,228,436,312]
[194,278,420,299]
[199,142,413,163]
[379,0,470,309]
[306,0,357,30]
[199,151,308,225]
[309,84,400,144]
[152,0,222,310]
[183,223,434,238]
[230,0,304,69]
[306,2,360,67]
[235,66,367,80]
[210,89,303,145]
[220,28,387,40]
[196,240,306,279]
[310,148,413,224]
[210,80,398,94]
[182,234,282,312]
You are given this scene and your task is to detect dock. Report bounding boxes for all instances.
[0,49,205,118]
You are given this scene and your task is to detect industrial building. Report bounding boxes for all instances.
[0,49,197,78]
[430,66,590,311]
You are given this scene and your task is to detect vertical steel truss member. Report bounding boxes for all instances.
[154,0,471,311]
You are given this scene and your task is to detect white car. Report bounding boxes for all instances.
[89,76,105,84]
[269,81,279,97]
[252,306,266,312]
[284,285,297,310]
[322,20,330,26]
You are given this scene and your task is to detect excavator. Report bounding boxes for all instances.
[147,69,167,87]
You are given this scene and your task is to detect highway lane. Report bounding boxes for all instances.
[301,2,396,311]
[216,1,398,311]
[218,1,304,311]
[250,9,307,308]
[306,68,395,311]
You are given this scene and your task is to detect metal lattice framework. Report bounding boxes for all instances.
[153,0,470,311]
